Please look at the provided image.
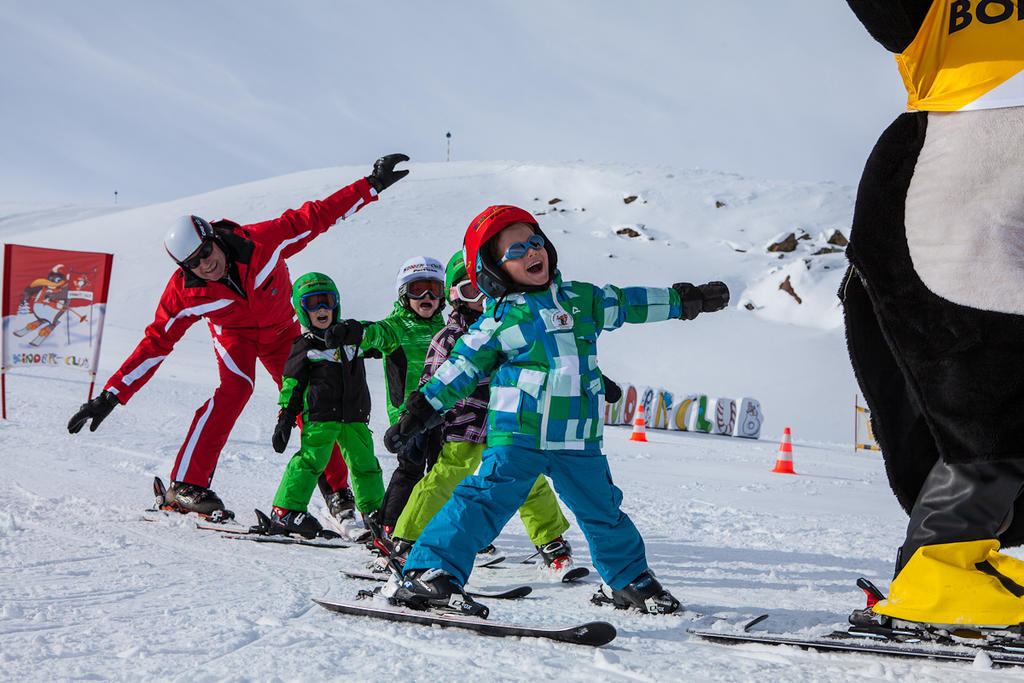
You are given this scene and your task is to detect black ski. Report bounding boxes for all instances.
[313,597,616,646]
[222,533,350,549]
[479,561,589,583]
[560,566,590,583]
[340,571,532,600]
[687,628,1024,667]
[475,554,506,568]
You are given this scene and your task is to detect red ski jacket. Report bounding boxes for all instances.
[105,178,378,403]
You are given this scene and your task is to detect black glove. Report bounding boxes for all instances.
[361,347,383,359]
[272,411,296,453]
[698,281,730,312]
[672,282,704,321]
[67,390,120,434]
[324,319,364,348]
[366,153,410,193]
[672,281,731,320]
[383,391,443,453]
[601,374,622,404]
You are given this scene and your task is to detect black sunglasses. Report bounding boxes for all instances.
[181,240,215,269]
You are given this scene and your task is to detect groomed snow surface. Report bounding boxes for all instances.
[3,162,1018,680]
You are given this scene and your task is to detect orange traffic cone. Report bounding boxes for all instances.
[629,405,648,442]
[772,427,796,474]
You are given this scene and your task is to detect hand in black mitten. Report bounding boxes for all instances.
[671,282,704,321]
[383,391,442,453]
[601,374,622,404]
[272,412,296,453]
[366,153,410,193]
[324,319,364,348]
[67,390,120,434]
[698,281,730,312]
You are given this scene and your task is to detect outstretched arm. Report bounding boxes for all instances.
[249,154,409,259]
[102,277,202,404]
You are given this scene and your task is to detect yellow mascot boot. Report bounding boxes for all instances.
[874,539,1024,627]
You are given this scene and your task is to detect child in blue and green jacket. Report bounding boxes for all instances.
[382,204,730,616]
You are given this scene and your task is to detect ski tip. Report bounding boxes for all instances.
[743,614,769,632]
[575,621,617,646]
[561,567,590,583]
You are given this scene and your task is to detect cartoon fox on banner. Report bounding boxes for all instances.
[2,244,114,416]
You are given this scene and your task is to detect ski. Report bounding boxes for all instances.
[559,566,590,583]
[340,571,532,600]
[687,628,1024,667]
[475,554,506,569]
[313,597,616,646]
[222,534,350,549]
[29,322,56,346]
[13,320,44,337]
[479,561,589,583]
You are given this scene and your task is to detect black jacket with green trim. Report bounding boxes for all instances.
[278,332,371,424]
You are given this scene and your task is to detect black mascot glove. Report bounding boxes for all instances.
[383,391,443,454]
[601,374,622,404]
[366,153,410,193]
[698,281,730,312]
[672,282,705,321]
[272,411,296,454]
[67,390,120,434]
[324,319,364,348]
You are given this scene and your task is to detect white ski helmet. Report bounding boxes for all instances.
[164,215,215,264]
[395,256,444,296]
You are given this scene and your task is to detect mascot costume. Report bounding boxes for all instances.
[843,0,1024,626]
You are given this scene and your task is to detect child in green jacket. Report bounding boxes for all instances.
[355,256,447,532]
[267,272,383,538]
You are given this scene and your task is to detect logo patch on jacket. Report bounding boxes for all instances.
[550,310,573,330]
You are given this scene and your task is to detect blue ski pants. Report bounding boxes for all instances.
[403,445,648,590]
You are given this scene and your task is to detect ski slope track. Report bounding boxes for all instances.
[3,162,1017,680]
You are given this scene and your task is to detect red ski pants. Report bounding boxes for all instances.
[170,321,349,489]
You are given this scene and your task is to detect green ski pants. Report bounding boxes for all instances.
[392,440,569,545]
[273,421,383,513]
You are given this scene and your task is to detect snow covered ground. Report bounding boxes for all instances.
[2,162,1017,679]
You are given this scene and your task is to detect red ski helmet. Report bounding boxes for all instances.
[463,205,557,298]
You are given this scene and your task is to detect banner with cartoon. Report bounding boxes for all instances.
[2,244,114,410]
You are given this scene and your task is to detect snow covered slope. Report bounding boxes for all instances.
[5,163,1003,679]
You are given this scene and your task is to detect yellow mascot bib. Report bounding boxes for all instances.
[897,1,1024,110]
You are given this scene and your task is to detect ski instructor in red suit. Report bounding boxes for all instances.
[67,154,409,517]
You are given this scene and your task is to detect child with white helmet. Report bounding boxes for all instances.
[322,256,446,534]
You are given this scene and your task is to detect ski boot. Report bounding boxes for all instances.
[849,577,892,629]
[369,537,413,574]
[268,507,324,539]
[393,568,490,618]
[324,486,356,523]
[165,481,229,517]
[591,569,681,614]
[536,536,574,571]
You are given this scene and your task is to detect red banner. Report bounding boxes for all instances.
[2,244,114,378]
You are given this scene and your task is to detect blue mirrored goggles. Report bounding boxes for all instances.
[300,291,339,312]
[497,234,545,265]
